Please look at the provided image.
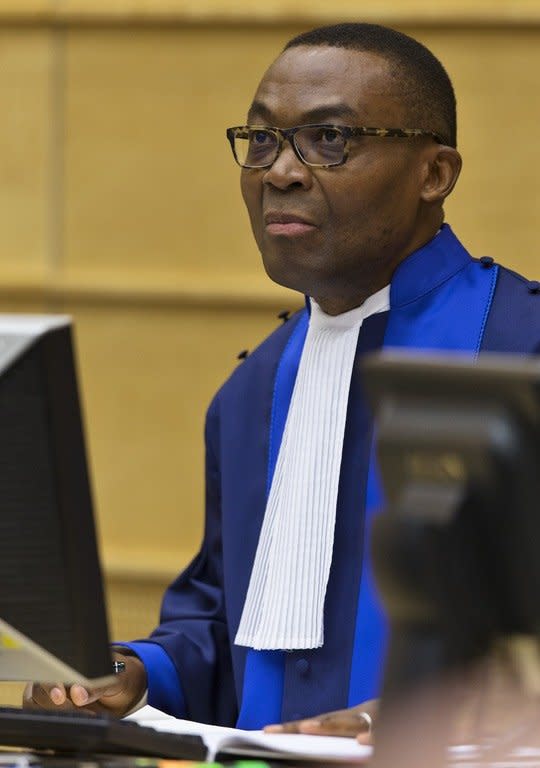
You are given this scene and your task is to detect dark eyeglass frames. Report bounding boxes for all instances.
[226,124,444,169]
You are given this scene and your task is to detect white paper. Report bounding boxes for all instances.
[127,705,372,763]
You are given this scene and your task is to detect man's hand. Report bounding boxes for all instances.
[22,652,147,718]
[264,700,378,745]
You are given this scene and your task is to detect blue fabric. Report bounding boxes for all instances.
[127,225,539,726]
[386,225,498,355]
[480,266,540,354]
[122,640,187,716]
[236,312,309,729]
[347,451,388,705]
[235,651,287,729]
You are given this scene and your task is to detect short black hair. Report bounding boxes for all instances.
[284,23,457,147]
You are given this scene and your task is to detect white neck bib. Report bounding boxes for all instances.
[235,286,390,650]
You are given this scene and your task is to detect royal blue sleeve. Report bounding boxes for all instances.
[118,396,238,726]
[120,640,187,716]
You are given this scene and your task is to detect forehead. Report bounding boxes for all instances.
[248,45,406,126]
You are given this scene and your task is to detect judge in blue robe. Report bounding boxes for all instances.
[24,22,540,732]
[123,223,540,728]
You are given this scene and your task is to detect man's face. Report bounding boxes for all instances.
[240,46,438,313]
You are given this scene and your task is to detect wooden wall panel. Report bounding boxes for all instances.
[0,28,52,282]
[106,575,169,640]
[2,1,540,25]
[436,28,540,274]
[62,27,297,286]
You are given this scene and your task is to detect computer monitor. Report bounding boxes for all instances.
[362,351,540,765]
[0,315,114,686]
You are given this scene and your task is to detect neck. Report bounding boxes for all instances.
[313,220,443,315]
[313,287,385,316]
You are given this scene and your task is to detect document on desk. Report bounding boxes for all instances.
[127,705,372,763]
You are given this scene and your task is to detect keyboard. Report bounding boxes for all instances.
[0,706,207,759]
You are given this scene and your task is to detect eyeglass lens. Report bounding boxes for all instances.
[235,127,347,167]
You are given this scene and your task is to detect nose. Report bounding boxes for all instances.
[262,140,313,191]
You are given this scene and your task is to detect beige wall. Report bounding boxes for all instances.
[0,0,539,704]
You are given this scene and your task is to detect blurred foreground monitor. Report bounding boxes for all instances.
[363,351,540,767]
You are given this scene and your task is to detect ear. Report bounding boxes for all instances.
[420,146,462,203]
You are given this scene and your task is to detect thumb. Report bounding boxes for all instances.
[68,677,124,707]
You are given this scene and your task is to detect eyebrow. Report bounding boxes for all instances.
[246,100,358,125]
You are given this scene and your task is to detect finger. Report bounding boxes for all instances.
[24,677,124,712]
[265,711,360,737]
[356,699,378,719]
[357,730,372,745]
[298,711,369,737]
[23,682,69,710]
[277,707,374,738]
[264,718,320,733]
[69,684,92,707]
[68,678,124,707]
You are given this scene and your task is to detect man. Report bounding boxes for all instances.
[25,22,540,740]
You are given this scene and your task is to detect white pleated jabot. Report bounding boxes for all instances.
[235,285,390,651]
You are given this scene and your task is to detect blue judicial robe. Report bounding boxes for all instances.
[124,225,540,728]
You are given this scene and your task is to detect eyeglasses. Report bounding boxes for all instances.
[226,124,444,169]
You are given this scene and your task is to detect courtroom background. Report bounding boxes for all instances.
[0,0,539,704]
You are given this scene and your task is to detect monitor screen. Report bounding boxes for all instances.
[0,316,114,685]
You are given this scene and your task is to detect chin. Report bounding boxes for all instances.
[262,261,328,298]
[260,242,341,295]
[263,255,311,293]
[263,264,305,294]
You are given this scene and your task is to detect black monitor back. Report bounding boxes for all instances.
[0,316,113,684]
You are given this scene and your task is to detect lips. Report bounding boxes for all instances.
[264,212,314,225]
[264,211,317,236]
